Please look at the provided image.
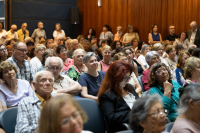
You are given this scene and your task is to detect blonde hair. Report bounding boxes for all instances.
[101,45,112,52]
[35,44,46,52]
[152,43,163,51]
[184,57,200,79]
[72,49,86,60]
[113,52,126,62]
[38,95,88,133]
[0,61,17,79]
[127,24,133,33]
[176,51,190,67]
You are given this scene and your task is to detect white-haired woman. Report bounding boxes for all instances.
[171,83,200,132]
[138,44,150,69]
[67,49,87,81]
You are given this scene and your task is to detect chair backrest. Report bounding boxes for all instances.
[0,107,18,133]
[164,122,174,132]
[141,90,149,97]
[76,98,106,133]
[138,75,144,92]
[116,130,133,133]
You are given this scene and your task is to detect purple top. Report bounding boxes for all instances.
[0,79,33,108]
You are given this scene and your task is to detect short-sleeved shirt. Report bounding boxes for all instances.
[31,28,47,44]
[78,71,105,96]
[62,58,74,72]
[67,65,86,81]
[164,34,178,41]
[53,30,65,39]
[0,79,33,108]
[6,56,33,82]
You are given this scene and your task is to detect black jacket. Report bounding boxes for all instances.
[187,29,200,48]
[99,84,139,133]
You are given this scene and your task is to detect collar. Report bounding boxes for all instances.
[35,92,46,108]
[157,81,175,93]
[11,56,24,64]
[30,92,41,104]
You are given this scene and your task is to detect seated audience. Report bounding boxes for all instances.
[149,62,180,122]
[67,39,79,59]
[171,83,200,133]
[148,24,163,44]
[27,48,35,61]
[30,44,46,74]
[191,48,200,58]
[45,57,81,96]
[45,38,54,48]
[17,23,29,42]
[24,37,34,44]
[5,38,16,47]
[85,28,96,42]
[91,36,98,46]
[188,45,196,55]
[31,22,46,44]
[138,44,150,68]
[26,41,34,58]
[77,35,85,45]
[82,40,92,53]
[111,40,122,56]
[187,21,200,47]
[65,39,72,52]
[135,40,144,59]
[98,45,112,73]
[53,23,65,42]
[0,44,8,63]
[164,45,177,72]
[98,60,139,133]
[48,43,58,52]
[67,49,87,81]
[7,24,18,39]
[173,32,190,50]
[15,71,53,133]
[129,94,167,133]
[99,39,108,53]
[38,95,92,133]
[6,45,13,58]
[55,37,62,45]
[0,21,7,45]
[6,42,33,82]
[0,61,33,111]
[164,25,178,44]
[78,52,105,100]
[184,57,200,84]
[114,26,123,42]
[131,37,139,50]
[175,44,184,60]
[142,51,161,91]
[173,51,190,86]
[99,25,114,45]
[123,24,139,46]
[56,45,73,72]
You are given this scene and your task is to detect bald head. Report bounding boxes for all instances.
[190,21,198,32]
[21,23,27,31]
[70,39,79,50]
[11,24,17,32]
[38,22,43,29]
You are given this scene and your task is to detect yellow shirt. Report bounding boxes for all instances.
[17,29,29,42]
[35,93,46,109]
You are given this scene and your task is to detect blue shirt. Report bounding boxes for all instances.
[78,71,105,96]
[175,67,184,86]
[149,80,180,122]
[151,32,160,41]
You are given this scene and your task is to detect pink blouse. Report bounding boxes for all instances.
[62,58,74,72]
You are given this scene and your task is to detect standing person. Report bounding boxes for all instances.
[17,23,29,42]
[164,25,178,44]
[187,21,200,48]
[0,44,8,63]
[0,21,7,45]
[122,24,139,46]
[31,22,47,44]
[53,23,65,42]
[99,25,114,46]
[114,26,124,42]
[85,28,96,42]
[148,24,163,44]
[173,32,190,50]
[7,24,18,40]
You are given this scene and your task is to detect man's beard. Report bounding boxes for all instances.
[117,32,122,37]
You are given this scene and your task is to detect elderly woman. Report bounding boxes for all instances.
[30,44,46,74]
[149,62,180,122]
[45,57,82,97]
[99,25,114,45]
[164,45,177,72]
[129,94,167,133]
[184,57,200,84]
[173,51,190,86]
[56,45,74,72]
[171,83,200,132]
[0,61,33,111]
[98,60,139,133]
[0,44,8,63]
[173,32,190,50]
[67,49,87,81]
[78,52,105,101]
[138,44,150,69]
[38,95,92,133]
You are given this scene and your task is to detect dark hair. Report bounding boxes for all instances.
[188,47,196,55]
[56,45,66,54]
[124,43,132,47]
[29,48,35,58]
[26,41,34,47]
[111,41,122,50]
[175,44,184,56]
[6,39,17,46]
[86,28,96,36]
[192,48,200,58]
[178,32,187,40]
[39,36,45,40]
[151,24,158,33]
[103,24,110,31]
[101,40,108,46]
[116,47,123,53]
[165,45,174,54]
[91,36,97,40]
[138,41,144,50]
[0,21,4,29]
[41,49,56,66]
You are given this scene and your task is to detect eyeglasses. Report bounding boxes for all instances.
[156,68,168,75]
[103,52,111,55]
[39,49,45,52]
[123,76,132,81]
[60,50,67,53]
[47,67,61,71]
[0,48,7,52]
[148,109,168,117]
[61,111,81,126]
[16,49,28,53]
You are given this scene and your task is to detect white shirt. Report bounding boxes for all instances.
[138,55,149,68]
[7,30,18,39]
[0,30,7,45]
[53,30,65,39]
[190,29,197,44]
[123,92,136,109]
[30,57,42,75]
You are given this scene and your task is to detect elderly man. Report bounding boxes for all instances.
[67,39,79,58]
[142,51,161,91]
[187,21,200,48]
[164,25,178,44]
[6,42,33,82]
[114,26,123,42]
[48,43,58,52]
[17,23,29,42]
[7,24,18,39]
[45,57,82,96]
[31,22,47,44]
[15,71,53,133]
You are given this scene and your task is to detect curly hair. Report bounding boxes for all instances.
[148,62,172,87]
[0,61,17,79]
[184,57,200,79]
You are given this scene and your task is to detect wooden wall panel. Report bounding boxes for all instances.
[77,0,200,43]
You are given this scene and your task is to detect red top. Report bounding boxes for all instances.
[62,58,74,72]
[99,60,112,73]
[142,68,150,91]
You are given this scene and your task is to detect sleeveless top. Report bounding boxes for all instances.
[99,60,112,73]
[151,32,160,41]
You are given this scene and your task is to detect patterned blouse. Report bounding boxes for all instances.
[67,65,86,81]
[165,57,177,72]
